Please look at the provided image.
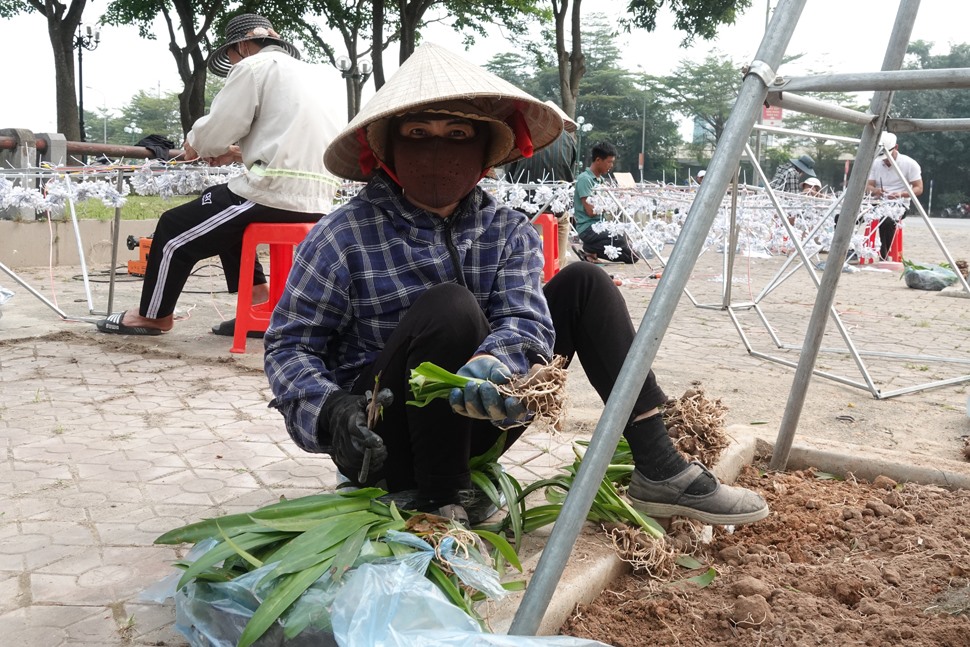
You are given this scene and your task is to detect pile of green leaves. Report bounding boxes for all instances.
[155,488,521,647]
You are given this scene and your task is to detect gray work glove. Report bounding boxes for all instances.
[448,355,527,422]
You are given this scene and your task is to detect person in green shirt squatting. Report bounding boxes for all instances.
[573,141,638,264]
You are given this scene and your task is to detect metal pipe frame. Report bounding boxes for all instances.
[770,0,923,470]
[752,123,862,145]
[508,0,807,635]
[775,66,970,93]
[888,117,970,133]
[765,91,875,126]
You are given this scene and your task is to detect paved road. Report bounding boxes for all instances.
[1,216,968,645]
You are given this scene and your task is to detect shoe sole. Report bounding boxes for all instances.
[629,497,770,526]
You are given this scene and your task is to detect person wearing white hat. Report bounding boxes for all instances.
[96,14,340,337]
[696,169,706,184]
[504,100,579,269]
[866,132,923,260]
[800,176,822,196]
[264,43,768,528]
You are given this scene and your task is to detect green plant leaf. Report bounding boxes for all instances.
[473,529,522,572]
[669,566,718,589]
[238,561,333,647]
[675,555,706,569]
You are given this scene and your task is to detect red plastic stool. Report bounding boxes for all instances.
[532,213,559,282]
[231,222,315,354]
[888,226,903,262]
[860,219,903,264]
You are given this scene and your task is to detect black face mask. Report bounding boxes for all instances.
[389,130,489,209]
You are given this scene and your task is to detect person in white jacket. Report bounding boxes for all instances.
[96,14,340,337]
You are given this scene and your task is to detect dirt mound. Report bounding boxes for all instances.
[562,463,970,646]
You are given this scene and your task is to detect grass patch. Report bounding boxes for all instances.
[67,195,194,221]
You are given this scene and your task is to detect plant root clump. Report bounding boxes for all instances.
[604,522,678,579]
[663,384,729,466]
[498,355,568,432]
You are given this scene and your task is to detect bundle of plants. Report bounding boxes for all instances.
[408,356,569,432]
[154,488,523,646]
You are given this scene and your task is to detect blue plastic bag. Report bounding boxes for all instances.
[330,561,612,647]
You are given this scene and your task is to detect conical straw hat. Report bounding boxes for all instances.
[544,100,578,133]
[324,42,563,181]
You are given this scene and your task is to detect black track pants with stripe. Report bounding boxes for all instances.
[138,183,321,319]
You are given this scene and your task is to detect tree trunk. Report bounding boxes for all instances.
[552,0,585,121]
[167,0,224,136]
[372,0,386,89]
[567,0,585,113]
[398,0,435,64]
[177,53,208,135]
[43,0,87,142]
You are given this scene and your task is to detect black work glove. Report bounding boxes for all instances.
[322,389,393,482]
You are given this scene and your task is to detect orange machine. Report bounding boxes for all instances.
[126,235,153,277]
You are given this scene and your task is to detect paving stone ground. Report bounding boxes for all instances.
[1,215,968,645]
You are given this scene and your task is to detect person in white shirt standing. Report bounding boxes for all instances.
[96,14,340,337]
[866,132,923,261]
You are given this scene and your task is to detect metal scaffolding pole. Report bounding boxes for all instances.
[507,0,807,635]
[888,117,970,133]
[769,0,922,471]
[765,91,875,126]
[776,66,970,93]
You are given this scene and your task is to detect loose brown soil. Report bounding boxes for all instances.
[561,461,970,646]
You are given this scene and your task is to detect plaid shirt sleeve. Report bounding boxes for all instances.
[769,164,800,193]
[264,219,354,454]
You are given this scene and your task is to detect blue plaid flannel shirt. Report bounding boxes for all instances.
[264,172,555,453]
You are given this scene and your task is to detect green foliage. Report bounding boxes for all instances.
[895,40,970,213]
[488,14,680,177]
[650,51,741,145]
[622,0,753,43]
[0,1,33,19]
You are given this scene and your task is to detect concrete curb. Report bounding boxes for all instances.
[727,424,970,490]
[486,428,760,636]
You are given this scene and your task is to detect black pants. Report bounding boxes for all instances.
[139,184,321,319]
[878,217,899,260]
[350,262,666,496]
[578,227,638,264]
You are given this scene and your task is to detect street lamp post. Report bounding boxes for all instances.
[575,115,594,173]
[123,121,142,145]
[335,54,373,122]
[73,24,101,143]
[85,85,108,143]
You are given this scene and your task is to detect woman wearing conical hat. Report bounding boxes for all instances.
[265,43,768,528]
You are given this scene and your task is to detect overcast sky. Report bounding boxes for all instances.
[1,1,963,137]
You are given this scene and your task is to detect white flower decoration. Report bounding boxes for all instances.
[251,27,269,37]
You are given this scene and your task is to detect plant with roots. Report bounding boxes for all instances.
[407,355,569,432]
